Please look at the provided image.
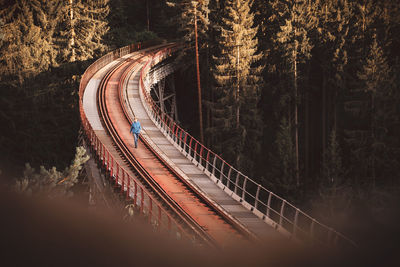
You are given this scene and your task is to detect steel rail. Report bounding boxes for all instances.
[96,47,219,247]
[119,46,259,244]
[79,41,219,246]
[139,47,357,248]
[136,48,260,242]
[79,41,355,249]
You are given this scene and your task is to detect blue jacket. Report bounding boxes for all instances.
[130,121,141,134]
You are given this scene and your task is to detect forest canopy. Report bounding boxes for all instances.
[0,0,399,241]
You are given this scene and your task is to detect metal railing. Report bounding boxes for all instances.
[79,41,200,243]
[138,47,356,248]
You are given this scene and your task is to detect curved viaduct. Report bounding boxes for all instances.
[79,41,355,248]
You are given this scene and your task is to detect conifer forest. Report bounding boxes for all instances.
[1,0,400,254]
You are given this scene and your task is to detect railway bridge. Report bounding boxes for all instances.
[79,41,355,249]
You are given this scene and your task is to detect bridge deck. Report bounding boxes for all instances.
[83,49,284,244]
[127,63,283,242]
[83,53,137,191]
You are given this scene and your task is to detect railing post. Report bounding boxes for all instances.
[194,142,198,162]
[169,120,174,138]
[279,200,286,226]
[110,157,114,177]
[205,150,210,172]
[172,123,176,140]
[254,185,260,210]
[106,150,109,170]
[199,145,204,167]
[310,219,315,241]
[140,187,144,213]
[241,176,247,200]
[212,155,217,177]
[102,144,105,167]
[183,133,188,154]
[219,161,225,181]
[126,174,131,200]
[121,169,125,193]
[266,191,272,218]
[116,165,120,186]
[234,172,240,195]
[179,130,183,147]
[134,181,138,206]
[175,126,179,142]
[226,167,232,188]
[293,208,299,236]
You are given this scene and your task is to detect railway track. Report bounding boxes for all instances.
[96,44,251,248]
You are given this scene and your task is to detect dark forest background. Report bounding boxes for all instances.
[1,0,400,241]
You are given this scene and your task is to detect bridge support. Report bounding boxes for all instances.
[153,75,178,122]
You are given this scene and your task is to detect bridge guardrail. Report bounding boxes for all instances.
[138,47,356,248]
[79,41,200,243]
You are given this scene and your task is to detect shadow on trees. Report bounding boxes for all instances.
[0,59,93,177]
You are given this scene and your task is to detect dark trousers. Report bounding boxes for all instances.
[133,133,139,148]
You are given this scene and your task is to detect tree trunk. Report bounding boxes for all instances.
[294,43,300,187]
[206,44,211,146]
[322,72,327,168]
[236,45,240,129]
[194,3,204,143]
[371,92,376,188]
[69,0,76,62]
[305,68,310,186]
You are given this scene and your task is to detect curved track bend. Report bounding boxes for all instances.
[95,44,253,248]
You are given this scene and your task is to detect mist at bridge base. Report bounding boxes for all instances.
[0,185,398,267]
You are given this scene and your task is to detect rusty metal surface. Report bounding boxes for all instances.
[102,53,246,246]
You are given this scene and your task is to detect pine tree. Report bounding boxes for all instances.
[166,0,210,65]
[309,0,352,188]
[356,33,392,187]
[15,146,89,198]
[210,0,262,173]
[0,0,59,83]
[271,117,297,199]
[0,0,82,167]
[104,0,131,47]
[316,129,352,224]
[253,0,294,188]
[57,0,110,62]
[352,0,378,57]
[276,0,317,187]
[166,0,210,142]
[322,130,345,186]
[317,0,351,133]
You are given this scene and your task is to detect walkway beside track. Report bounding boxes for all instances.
[125,58,284,243]
[83,53,143,205]
[82,47,284,244]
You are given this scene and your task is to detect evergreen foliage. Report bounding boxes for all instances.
[57,0,110,63]
[0,1,59,82]
[209,0,262,173]
[0,0,400,238]
[166,0,210,66]
[15,146,89,198]
[251,0,400,226]
[276,0,318,187]
[347,32,396,187]
[0,0,110,169]
[267,117,297,200]
[315,130,352,225]
[322,130,346,187]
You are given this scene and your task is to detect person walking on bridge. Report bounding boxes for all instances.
[130,117,142,148]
